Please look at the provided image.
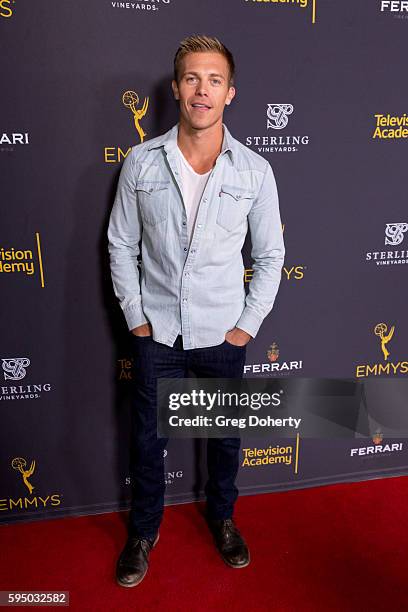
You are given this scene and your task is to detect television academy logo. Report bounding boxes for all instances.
[0,457,62,513]
[355,323,408,378]
[0,132,29,152]
[242,438,300,474]
[118,357,133,381]
[244,342,303,376]
[350,432,404,458]
[372,114,408,139]
[365,223,408,266]
[246,104,310,154]
[1,357,52,401]
[104,89,150,163]
[110,0,173,13]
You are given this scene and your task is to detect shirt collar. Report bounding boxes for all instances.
[147,121,235,165]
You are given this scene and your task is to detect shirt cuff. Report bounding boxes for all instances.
[235,308,264,339]
[123,304,149,331]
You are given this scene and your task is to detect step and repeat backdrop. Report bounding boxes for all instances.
[1,0,407,524]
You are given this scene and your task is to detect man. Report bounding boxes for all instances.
[107,34,285,587]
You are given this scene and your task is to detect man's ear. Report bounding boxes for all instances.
[171,80,179,101]
[225,86,236,106]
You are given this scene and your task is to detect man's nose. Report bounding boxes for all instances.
[195,81,208,96]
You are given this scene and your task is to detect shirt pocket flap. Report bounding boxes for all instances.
[220,184,255,201]
[135,180,170,195]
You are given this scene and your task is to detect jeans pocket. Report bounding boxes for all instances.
[223,339,246,349]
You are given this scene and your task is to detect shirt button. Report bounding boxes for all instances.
[183,298,187,302]
[197,224,202,228]
[183,247,187,251]
[191,249,196,253]
[203,198,207,202]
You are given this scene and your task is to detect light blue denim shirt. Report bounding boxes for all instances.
[107,122,285,349]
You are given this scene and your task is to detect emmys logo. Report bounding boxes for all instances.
[122,90,149,144]
[2,357,30,380]
[267,342,279,362]
[0,458,62,513]
[244,223,306,282]
[385,222,408,246]
[355,323,408,378]
[365,225,408,267]
[12,457,35,494]
[0,0,13,18]
[374,323,394,361]
[104,89,150,163]
[267,104,294,130]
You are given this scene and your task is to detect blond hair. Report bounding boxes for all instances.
[173,34,235,87]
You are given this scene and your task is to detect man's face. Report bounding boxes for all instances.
[172,52,235,131]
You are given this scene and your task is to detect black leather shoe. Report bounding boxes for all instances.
[116,532,159,587]
[207,518,250,568]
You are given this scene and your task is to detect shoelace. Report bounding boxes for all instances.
[220,519,240,542]
[126,537,153,557]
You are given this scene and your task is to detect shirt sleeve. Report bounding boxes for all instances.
[235,161,285,338]
[107,151,148,331]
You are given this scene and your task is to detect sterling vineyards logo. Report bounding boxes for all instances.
[109,1,173,13]
[1,357,52,401]
[365,223,408,267]
[267,104,293,130]
[246,104,310,154]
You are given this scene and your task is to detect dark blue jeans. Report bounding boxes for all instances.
[128,334,247,539]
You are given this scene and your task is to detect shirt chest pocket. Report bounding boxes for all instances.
[135,180,170,226]
[216,184,255,232]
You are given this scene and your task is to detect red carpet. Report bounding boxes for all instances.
[1,476,408,611]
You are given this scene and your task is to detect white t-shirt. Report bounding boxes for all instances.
[176,145,211,245]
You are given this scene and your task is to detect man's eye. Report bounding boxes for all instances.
[211,79,221,85]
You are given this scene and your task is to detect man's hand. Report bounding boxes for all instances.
[224,327,252,347]
[130,323,152,337]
